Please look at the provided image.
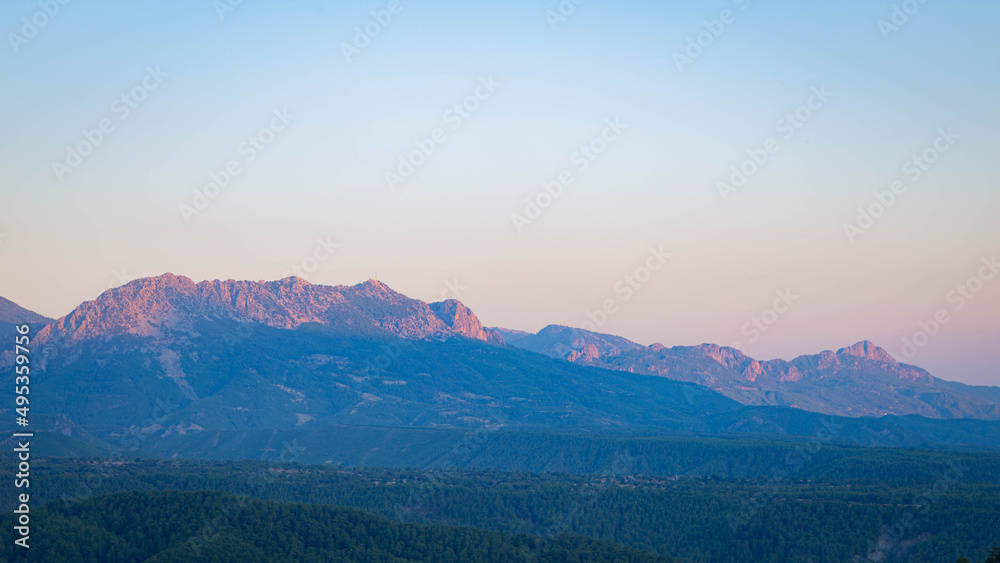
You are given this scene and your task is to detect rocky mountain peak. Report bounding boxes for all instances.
[35,275,479,345]
[357,278,393,293]
[692,343,751,369]
[37,273,197,343]
[429,299,504,344]
[836,340,898,365]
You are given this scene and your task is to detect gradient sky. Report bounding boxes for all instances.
[1,0,998,385]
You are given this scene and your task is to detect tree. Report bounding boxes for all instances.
[958,547,1000,563]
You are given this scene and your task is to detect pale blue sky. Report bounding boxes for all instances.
[1,0,998,384]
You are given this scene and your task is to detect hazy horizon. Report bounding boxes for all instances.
[3,270,994,388]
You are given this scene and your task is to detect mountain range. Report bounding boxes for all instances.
[2,274,999,462]
[11,274,733,433]
[494,325,1000,420]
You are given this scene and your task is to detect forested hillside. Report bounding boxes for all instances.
[0,490,675,562]
[5,457,998,562]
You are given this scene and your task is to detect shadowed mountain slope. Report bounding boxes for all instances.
[0,295,54,335]
[4,275,999,461]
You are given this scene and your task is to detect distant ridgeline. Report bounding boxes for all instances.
[0,275,997,463]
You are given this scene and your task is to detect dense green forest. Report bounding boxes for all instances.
[4,456,998,562]
[957,547,1000,563]
[0,490,676,562]
[13,427,1000,483]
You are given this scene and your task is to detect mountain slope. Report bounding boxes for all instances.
[0,295,54,335]
[27,323,740,438]
[18,275,739,444]
[494,325,1000,420]
[494,324,643,363]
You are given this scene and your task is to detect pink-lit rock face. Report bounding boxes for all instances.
[836,340,898,365]
[567,343,602,364]
[741,360,763,382]
[429,299,505,344]
[34,274,488,346]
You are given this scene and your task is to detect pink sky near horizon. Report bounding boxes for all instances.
[2,206,996,387]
